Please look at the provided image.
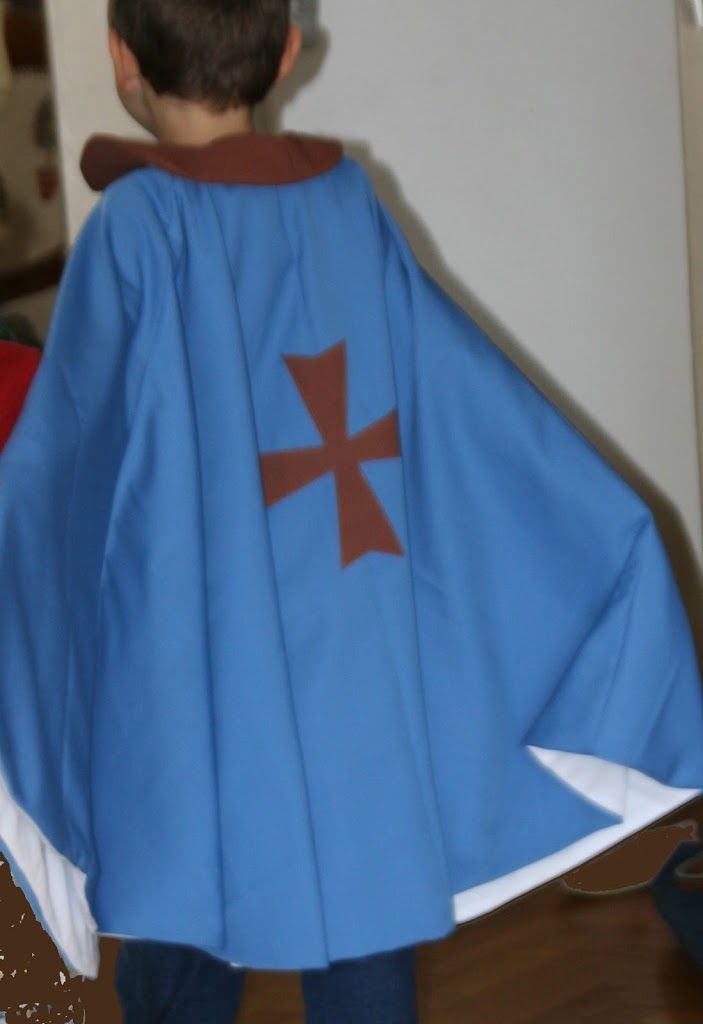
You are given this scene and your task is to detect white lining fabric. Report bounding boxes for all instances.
[0,747,699,979]
[453,747,701,922]
[0,771,99,979]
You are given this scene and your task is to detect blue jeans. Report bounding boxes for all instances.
[650,840,703,970]
[114,938,419,1023]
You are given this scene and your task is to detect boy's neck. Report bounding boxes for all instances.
[148,94,255,147]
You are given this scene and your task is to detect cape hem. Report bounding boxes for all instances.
[452,747,701,924]
[0,769,98,979]
[0,748,699,978]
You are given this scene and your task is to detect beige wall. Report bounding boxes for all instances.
[45,1,703,575]
[44,0,139,236]
[678,2,703,537]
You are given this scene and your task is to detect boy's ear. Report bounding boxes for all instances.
[275,23,303,85]
[107,28,142,97]
[107,28,157,134]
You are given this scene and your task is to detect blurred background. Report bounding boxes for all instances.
[0,0,62,344]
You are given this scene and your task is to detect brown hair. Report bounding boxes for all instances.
[109,0,290,111]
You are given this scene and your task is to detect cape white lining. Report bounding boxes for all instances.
[0,748,699,979]
[452,747,701,923]
[0,770,99,978]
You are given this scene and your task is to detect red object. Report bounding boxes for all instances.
[259,340,405,567]
[36,165,59,202]
[80,131,344,191]
[0,340,41,451]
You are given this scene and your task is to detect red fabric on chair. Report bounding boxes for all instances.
[0,340,41,451]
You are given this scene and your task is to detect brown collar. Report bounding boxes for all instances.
[80,131,344,191]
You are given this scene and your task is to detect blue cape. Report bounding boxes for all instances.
[0,132,702,978]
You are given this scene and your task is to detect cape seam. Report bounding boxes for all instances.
[522,513,650,752]
[176,289,227,948]
[85,223,178,905]
[183,185,241,947]
[21,353,90,869]
[371,195,455,888]
[50,356,83,428]
[267,182,333,955]
[629,529,693,770]
[57,361,89,872]
[632,654,684,770]
[103,180,180,325]
[586,514,650,750]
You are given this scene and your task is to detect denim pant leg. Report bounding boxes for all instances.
[650,840,703,970]
[114,939,246,1024]
[301,945,419,1024]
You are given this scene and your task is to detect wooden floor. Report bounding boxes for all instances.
[80,879,703,1023]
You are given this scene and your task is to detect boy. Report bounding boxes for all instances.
[1,1,703,1022]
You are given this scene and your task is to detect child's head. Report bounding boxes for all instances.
[107,0,301,139]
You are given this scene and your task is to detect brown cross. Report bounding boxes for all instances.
[260,341,405,568]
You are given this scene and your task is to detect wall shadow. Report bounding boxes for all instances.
[259,30,703,660]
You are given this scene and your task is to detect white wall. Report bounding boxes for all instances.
[45,0,702,567]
